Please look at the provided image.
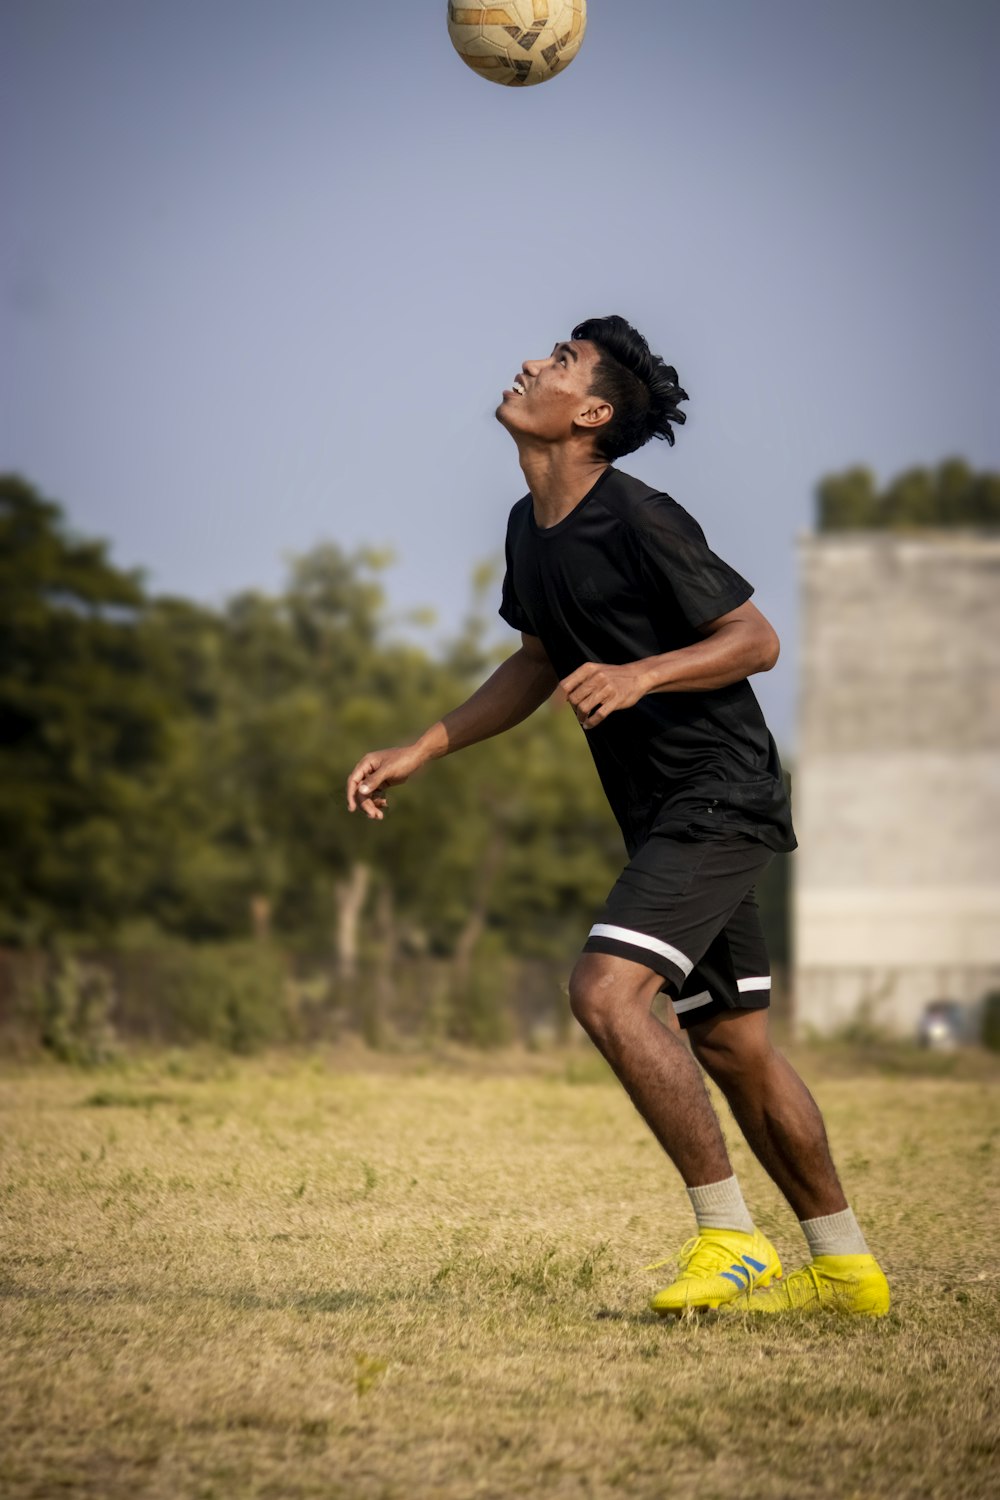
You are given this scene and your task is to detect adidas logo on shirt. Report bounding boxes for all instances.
[576,576,603,602]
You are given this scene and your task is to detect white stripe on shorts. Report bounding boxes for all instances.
[673,989,713,1015]
[588,923,693,977]
[737,976,771,993]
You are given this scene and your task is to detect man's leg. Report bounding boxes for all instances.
[688,1008,890,1315]
[568,950,733,1187]
[568,950,783,1312]
[687,1008,847,1222]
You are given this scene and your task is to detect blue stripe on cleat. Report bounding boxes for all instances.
[742,1255,766,1273]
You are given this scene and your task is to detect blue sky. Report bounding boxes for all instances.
[3,0,998,745]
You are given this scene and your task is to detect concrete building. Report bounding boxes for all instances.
[794,531,1000,1037]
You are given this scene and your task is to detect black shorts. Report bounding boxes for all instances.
[582,828,774,1031]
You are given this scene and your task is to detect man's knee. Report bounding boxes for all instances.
[568,952,661,1040]
[567,954,609,1034]
[690,1011,772,1085]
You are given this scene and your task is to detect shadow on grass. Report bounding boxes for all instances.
[223,1287,398,1314]
[79,1089,189,1109]
[0,1279,426,1314]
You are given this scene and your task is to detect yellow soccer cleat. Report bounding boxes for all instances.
[648,1227,783,1316]
[720,1253,891,1317]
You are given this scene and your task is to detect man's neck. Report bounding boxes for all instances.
[517,443,609,530]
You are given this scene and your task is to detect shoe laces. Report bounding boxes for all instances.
[644,1231,749,1278]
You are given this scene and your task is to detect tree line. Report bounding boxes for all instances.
[816,459,1000,531]
[9,458,994,1046]
[52,462,1000,1043]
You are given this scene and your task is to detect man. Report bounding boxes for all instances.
[346,315,889,1317]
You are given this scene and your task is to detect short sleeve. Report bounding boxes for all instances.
[499,568,533,634]
[498,521,535,635]
[632,498,753,628]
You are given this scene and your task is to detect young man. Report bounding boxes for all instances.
[346,316,889,1317]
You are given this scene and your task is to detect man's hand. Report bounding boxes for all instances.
[560,661,649,729]
[346,744,428,821]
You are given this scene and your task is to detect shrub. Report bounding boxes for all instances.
[981,991,1000,1053]
[150,943,291,1053]
[41,954,119,1066]
[447,935,513,1049]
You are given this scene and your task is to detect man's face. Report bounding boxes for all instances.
[496,338,606,444]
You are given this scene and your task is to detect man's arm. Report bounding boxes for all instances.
[346,633,558,820]
[562,601,779,729]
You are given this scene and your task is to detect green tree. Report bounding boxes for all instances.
[0,475,176,942]
[816,467,878,530]
[817,460,1000,530]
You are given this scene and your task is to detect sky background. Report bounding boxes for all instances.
[3,0,998,747]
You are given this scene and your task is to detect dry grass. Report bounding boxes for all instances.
[1,1043,999,1499]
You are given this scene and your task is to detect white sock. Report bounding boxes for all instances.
[800,1206,869,1257]
[686,1175,754,1234]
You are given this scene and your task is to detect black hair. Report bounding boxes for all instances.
[571,315,688,462]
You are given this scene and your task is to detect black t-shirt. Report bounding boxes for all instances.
[499,466,796,856]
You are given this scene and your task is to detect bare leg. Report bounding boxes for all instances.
[689,1009,848,1221]
[569,952,733,1187]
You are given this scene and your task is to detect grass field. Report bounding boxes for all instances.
[2,1043,999,1499]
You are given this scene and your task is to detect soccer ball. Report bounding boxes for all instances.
[446,2,587,87]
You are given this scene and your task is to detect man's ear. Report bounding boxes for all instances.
[574,399,613,433]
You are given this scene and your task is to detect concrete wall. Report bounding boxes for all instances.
[794,532,1000,1037]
